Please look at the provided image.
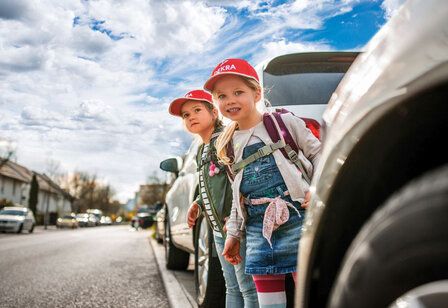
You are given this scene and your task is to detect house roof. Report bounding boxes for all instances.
[0,160,74,201]
[35,173,74,201]
[0,160,32,183]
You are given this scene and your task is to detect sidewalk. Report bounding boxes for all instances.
[149,235,197,308]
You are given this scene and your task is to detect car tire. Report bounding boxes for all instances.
[194,216,225,308]
[164,217,190,270]
[329,165,448,308]
[17,223,23,234]
[28,223,34,233]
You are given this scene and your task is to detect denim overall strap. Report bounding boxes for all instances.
[231,139,285,174]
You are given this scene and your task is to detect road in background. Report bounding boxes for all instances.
[0,225,168,308]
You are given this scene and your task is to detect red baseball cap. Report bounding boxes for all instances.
[203,58,259,92]
[169,89,213,117]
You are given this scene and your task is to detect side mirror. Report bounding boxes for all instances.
[160,158,179,174]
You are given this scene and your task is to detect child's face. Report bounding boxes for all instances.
[180,100,217,135]
[213,75,260,124]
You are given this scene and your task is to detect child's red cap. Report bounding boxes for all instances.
[203,58,259,92]
[169,89,213,117]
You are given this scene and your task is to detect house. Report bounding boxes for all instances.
[0,160,74,224]
[0,160,32,206]
[35,173,74,225]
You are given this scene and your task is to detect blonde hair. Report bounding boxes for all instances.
[214,77,261,165]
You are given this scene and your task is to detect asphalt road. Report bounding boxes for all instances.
[0,225,169,308]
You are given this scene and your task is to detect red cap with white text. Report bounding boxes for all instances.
[203,58,259,92]
[169,89,213,117]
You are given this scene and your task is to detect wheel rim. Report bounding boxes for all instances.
[389,280,448,307]
[197,218,209,303]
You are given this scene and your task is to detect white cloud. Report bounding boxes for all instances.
[381,0,406,19]
[0,0,380,203]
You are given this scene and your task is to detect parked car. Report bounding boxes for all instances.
[158,50,358,307]
[86,209,102,226]
[296,1,448,308]
[75,213,96,227]
[0,206,35,233]
[131,206,158,229]
[256,51,359,121]
[56,213,79,229]
[100,216,112,225]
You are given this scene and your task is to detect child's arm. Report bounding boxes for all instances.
[225,198,243,240]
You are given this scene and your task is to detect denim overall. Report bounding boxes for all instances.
[241,142,305,275]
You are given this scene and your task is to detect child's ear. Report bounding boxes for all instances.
[254,87,262,103]
[212,107,218,118]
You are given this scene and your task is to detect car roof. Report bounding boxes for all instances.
[2,206,28,211]
[256,51,360,76]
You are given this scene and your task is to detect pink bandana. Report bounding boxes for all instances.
[250,192,301,248]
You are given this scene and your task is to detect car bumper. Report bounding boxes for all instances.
[0,222,21,232]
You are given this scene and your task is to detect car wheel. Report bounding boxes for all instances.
[17,223,23,234]
[329,165,448,308]
[164,217,190,270]
[28,223,34,233]
[194,217,225,308]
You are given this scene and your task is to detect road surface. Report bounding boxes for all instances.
[0,225,168,308]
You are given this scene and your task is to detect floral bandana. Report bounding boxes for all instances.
[249,191,301,248]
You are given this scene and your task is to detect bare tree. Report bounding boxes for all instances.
[0,137,16,169]
[45,158,66,185]
[61,171,118,215]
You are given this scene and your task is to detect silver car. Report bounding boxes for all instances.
[296,1,448,307]
[0,206,36,233]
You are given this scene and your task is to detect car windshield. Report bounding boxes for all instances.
[62,215,74,219]
[263,55,356,106]
[0,210,26,216]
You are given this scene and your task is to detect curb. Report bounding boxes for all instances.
[148,236,197,308]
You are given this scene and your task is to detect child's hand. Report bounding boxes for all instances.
[187,202,200,228]
[302,191,311,209]
[222,237,242,265]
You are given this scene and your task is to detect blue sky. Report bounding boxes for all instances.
[0,0,404,202]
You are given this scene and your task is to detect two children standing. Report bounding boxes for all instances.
[168,58,321,308]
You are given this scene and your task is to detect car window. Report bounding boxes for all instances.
[0,210,26,216]
[180,139,200,174]
[261,54,357,107]
[264,71,345,106]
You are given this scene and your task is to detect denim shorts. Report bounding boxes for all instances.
[240,142,305,275]
[245,194,304,275]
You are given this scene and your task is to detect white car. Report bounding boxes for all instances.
[296,1,448,307]
[256,51,359,122]
[0,206,36,233]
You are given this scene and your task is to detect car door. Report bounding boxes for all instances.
[166,140,200,252]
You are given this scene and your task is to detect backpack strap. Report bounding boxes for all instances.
[224,140,235,181]
[264,112,312,185]
[231,139,285,174]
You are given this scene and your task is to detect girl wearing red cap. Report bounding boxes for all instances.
[169,90,259,308]
[206,59,321,307]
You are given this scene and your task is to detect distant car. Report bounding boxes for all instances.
[131,212,153,229]
[75,213,96,227]
[56,213,79,229]
[155,206,166,244]
[0,206,35,233]
[86,209,103,226]
[100,216,112,225]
